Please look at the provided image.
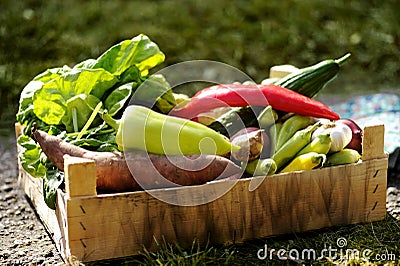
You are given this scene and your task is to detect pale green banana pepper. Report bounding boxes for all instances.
[103,105,239,155]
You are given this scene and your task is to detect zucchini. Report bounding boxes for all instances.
[207,106,263,137]
[274,53,351,98]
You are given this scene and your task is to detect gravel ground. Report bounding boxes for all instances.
[0,135,399,265]
[0,138,64,265]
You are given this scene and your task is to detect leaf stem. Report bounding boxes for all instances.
[72,107,78,132]
[101,111,120,131]
[76,101,103,140]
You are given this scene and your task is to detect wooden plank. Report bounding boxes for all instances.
[362,124,386,160]
[64,155,97,198]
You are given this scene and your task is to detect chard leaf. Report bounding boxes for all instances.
[104,83,133,116]
[43,169,64,210]
[93,34,165,77]
[131,74,176,113]
[16,81,43,125]
[33,86,66,126]
[33,65,72,82]
[74,59,97,69]
[62,94,102,132]
[54,68,117,100]
[16,66,72,125]
[32,68,117,126]
[118,65,141,86]
[17,135,47,178]
[69,131,117,151]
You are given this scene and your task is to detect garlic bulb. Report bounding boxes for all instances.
[312,121,352,152]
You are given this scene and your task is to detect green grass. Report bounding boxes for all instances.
[1,0,400,136]
[86,214,400,265]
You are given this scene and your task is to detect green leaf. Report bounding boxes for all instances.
[16,66,71,125]
[32,87,66,126]
[131,74,176,113]
[55,68,117,100]
[32,68,117,126]
[43,169,64,210]
[61,94,102,132]
[73,59,97,69]
[16,81,43,125]
[118,65,141,86]
[93,34,165,77]
[33,65,72,82]
[17,135,47,178]
[69,132,117,151]
[104,83,133,116]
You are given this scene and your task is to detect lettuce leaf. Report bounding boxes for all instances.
[131,74,176,113]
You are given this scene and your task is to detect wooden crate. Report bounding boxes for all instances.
[16,124,388,263]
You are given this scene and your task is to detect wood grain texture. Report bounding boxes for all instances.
[16,124,388,262]
[64,155,97,198]
[362,124,386,160]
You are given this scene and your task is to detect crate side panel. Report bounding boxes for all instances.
[363,159,387,221]
[64,192,218,261]
[60,158,387,262]
[230,158,387,241]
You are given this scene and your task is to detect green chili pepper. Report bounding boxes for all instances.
[102,105,239,155]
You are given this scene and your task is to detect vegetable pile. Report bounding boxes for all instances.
[16,34,363,210]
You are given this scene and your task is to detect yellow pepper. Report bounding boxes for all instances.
[280,152,326,173]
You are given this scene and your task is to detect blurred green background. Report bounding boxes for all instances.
[1,0,399,136]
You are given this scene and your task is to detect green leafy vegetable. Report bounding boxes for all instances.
[43,170,64,210]
[62,94,102,132]
[17,135,47,178]
[15,34,168,210]
[18,34,165,132]
[91,34,165,77]
[131,74,176,113]
[104,83,133,116]
[32,68,117,127]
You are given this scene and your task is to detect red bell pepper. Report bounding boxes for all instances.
[168,84,340,120]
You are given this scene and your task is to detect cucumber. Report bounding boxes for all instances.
[274,53,351,98]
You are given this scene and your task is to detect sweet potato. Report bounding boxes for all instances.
[32,129,243,191]
[124,152,243,190]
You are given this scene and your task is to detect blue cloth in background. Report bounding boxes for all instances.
[329,93,400,154]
